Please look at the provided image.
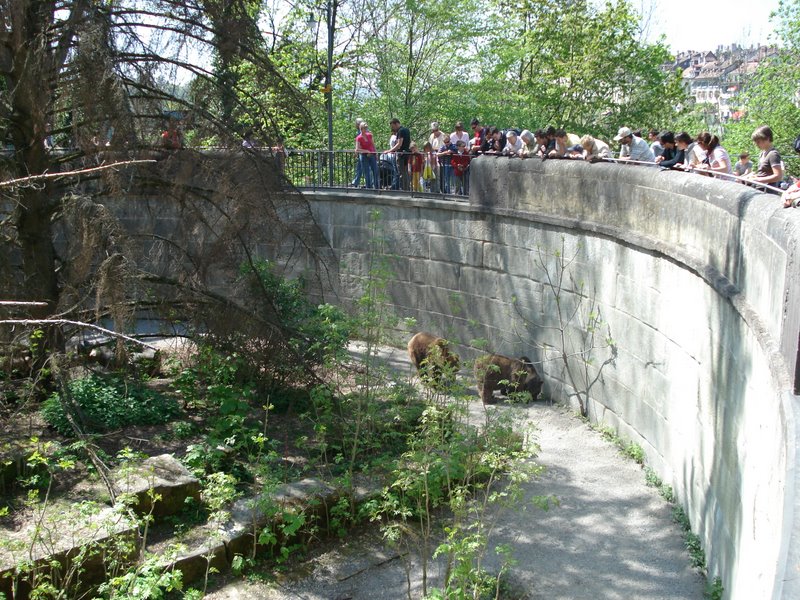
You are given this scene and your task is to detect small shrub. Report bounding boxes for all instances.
[41,375,181,436]
[644,466,662,488]
[705,577,724,600]
[672,505,707,570]
[623,442,645,465]
[660,484,676,504]
[685,531,706,569]
[173,421,195,439]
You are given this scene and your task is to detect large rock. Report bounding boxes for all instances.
[114,453,200,518]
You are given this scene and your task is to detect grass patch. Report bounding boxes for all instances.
[592,424,645,465]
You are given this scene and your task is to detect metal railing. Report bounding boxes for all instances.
[3,145,784,197]
[279,149,785,197]
[603,157,785,194]
[282,149,471,196]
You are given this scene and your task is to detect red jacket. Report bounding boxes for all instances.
[451,152,471,176]
[410,152,424,173]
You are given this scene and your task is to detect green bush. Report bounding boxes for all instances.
[41,375,181,436]
[246,260,352,364]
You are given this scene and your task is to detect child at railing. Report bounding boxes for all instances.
[422,142,438,192]
[438,135,456,193]
[451,140,471,196]
[409,142,424,192]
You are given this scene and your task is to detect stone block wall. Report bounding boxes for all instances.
[304,157,800,600]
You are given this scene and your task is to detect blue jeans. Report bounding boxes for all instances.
[351,153,363,186]
[440,163,452,193]
[361,154,379,189]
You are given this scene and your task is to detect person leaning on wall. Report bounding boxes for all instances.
[782,135,800,208]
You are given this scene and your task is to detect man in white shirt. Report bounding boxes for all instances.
[614,127,655,162]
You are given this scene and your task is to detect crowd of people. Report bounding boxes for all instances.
[349,118,800,208]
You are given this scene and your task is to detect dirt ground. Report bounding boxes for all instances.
[203,345,706,600]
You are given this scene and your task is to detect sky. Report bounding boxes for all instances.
[641,0,781,53]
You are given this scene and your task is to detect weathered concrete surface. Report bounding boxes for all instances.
[205,400,706,600]
[300,161,800,600]
[0,503,138,599]
[153,476,373,588]
[114,453,200,518]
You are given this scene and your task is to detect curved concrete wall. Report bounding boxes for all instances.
[305,158,800,600]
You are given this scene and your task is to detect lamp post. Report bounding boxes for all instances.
[308,2,335,185]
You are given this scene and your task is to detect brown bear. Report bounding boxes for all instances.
[474,354,542,404]
[407,332,460,387]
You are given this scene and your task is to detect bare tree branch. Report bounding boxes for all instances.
[0,319,158,350]
[0,159,157,189]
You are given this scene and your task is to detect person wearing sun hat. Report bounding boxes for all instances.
[614,126,655,162]
[429,122,445,151]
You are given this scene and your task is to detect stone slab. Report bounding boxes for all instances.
[114,453,200,518]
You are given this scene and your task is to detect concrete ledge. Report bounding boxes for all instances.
[157,477,381,590]
[0,504,138,599]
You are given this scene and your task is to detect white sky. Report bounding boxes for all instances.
[641,0,780,52]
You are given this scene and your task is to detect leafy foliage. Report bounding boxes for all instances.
[259,0,686,149]
[479,0,684,137]
[245,260,351,366]
[722,0,800,175]
[41,375,181,436]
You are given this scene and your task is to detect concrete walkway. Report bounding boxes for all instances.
[206,345,705,599]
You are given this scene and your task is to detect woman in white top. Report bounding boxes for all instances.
[693,132,732,178]
[503,130,523,155]
[450,121,470,147]
[518,130,538,157]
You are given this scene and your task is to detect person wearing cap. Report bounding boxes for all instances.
[733,152,753,177]
[429,122,445,151]
[614,126,655,162]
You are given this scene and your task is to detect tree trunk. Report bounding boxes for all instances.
[7,0,65,354]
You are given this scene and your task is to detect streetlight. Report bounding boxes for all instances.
[308,3,335,185]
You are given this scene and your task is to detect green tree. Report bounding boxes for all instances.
[246,0,686,149]
[722,0,800,175]
[0,0,321,372]
[480,0,685,137]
